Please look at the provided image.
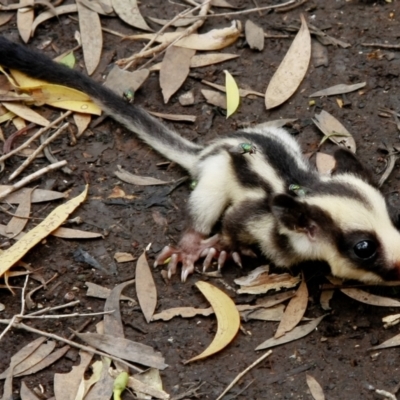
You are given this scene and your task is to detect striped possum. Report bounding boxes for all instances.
[1,37,400,283]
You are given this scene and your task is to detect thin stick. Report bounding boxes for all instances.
[215,350,273,400]
[0,319,144,372]
[22,310,114,319]
[0,275,29,341]
[26,300,81,316]
[9,122,70,181]
[275,0,309,13]
[362,42,400,49]
[0,110,72,164]
[187,0,296,18]
[0,160,67,201]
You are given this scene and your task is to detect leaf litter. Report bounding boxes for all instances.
[3,2,400,398]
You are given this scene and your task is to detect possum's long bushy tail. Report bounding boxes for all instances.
[0,37,203,172]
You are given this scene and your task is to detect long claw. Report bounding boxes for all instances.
[217,251,227,270]
[167,253,179,279]
[181,263,194,282]
[203,248,217,271]
[232,251,242,268]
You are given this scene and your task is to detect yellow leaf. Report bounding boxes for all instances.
[185,281,240,363]
[0,185,88,277]
[7,70,101,115]
[224,70,239,118]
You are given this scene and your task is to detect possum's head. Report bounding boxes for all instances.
[271,149,400,283]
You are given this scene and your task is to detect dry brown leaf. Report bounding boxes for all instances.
[112,0,152,31]
[382,313,400,329]
[341,288,400,307]
[160,46,196,104]
[309,82,366,98]
[0,12,14,27]
[79,0,114,15]
[0,186,66,204]
[2,102,49,126]
[146,112,195,123]
[20,381,41,400]
[370,332,400,351]
[77,0,103,75]
[31,4,78,35]
[136,250,157,323]
[74,332,168,369]
[244,304,285,322]
[2,337,48,400]
[17,0,34,43]
[114,252,135,263]
[104,279,135,338]
[315,152,335,175]
[312,110,356,153]
[265,15,311,109]
[211,0,239,7]
[129,368,169,400]
[274,274,308,338]
[152,307,213,322]
[15,346,70,378]
[6,187,33,237]
[306,374,326,400]
[320,290,334,311]
[104,66,149,97]
[84,358,113,400]
[54,351,92,400]
[235,266,301,295]
[128,20,241,51]
[185,281,240,363]
[85,281,136,303]
[0,339,54,379]
[73,113,91,137]
[115,165,172,186]
[201,89,226,109]
[256,315,326,350]
[51,226,103,239]
[245,19,264,51]
[150,53,239,71]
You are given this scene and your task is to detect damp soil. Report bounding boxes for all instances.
[2,1,400,399]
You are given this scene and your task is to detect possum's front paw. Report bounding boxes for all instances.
[154,230,241,282]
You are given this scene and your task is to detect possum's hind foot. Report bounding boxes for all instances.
[154,230,242,282]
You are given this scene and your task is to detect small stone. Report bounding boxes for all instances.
[179,90,195,106]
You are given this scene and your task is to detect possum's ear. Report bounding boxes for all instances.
[271,194,320,240]
[332,148,375,185]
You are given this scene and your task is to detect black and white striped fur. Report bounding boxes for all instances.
[1,37,400,283]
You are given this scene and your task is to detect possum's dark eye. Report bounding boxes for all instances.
[353,240,377,260]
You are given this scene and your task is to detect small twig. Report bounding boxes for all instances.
[26,300,81,316]
[22,310,115,319]
[0,274,29,341]
[189,0,296,18]
[362,42,400,49]
[275,0,309,13]
[9,122,70,181]
[0,319,143,372]
[67,318,92,341]
[0,110,72,164]
[0,160,68,201]
[216,350,273,400]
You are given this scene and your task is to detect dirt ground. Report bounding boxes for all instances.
[2,0,400,399]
